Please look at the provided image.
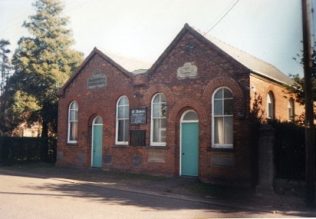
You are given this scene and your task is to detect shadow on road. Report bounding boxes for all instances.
[0,164,315,217]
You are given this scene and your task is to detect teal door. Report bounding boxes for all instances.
[180,111,199,176]
[92,116,103,167]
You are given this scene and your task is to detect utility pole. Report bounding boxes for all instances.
[302,0,315,206]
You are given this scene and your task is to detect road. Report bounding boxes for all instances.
[0,172,303,218]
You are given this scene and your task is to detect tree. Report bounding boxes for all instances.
[0,39,11,95]
[289,49,316,105]
[5,0,83,137]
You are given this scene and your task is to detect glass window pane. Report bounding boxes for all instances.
[70,102,78,110]
[152,103,160,117]
[160,127,166,142]
[70,110,75,121]
[224,117,233,144]
[224,89,232,98]
[118,106,128,118]
[94,116,103,124]
[214,117,224,144]
[70,110,78,121]
[268,103,273,118]
[224,99,233,115]
[119,96,128,105]
[118,120,124,142]
[153,94,160,103]
[70,122,78,141]
[124,106,129,118]
[123,120,129,142]
[183,111,198,120]
[160,118,167,128]
[214,99,222,115]
[161,103,167,117]
[153,119,160,142]
[214,89,223,99]
[160,93,166,102]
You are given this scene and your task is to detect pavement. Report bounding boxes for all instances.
[0,162,315,217]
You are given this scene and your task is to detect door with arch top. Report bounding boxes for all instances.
[180,110,199,176]
[91,116,103,167]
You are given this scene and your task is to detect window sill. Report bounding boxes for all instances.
[150,143,166,147]
[208,147,234,152]
[148,145,168,150]
[113,144,129,148]
[66,142,78,147]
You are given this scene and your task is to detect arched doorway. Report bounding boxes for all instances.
[180,110,199,176]
[91,116,103,167]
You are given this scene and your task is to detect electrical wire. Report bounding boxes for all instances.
[204,0,240,35]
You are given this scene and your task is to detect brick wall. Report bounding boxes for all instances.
[250,74,304,122]
[57,29,301,186]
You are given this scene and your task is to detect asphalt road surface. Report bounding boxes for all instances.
[0,172,302,218]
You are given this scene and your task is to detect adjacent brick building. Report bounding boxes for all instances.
[56,24,304,185]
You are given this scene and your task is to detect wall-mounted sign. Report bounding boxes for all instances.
[130,108,147,125]
[177,62,198,79]
[87,73,107,89]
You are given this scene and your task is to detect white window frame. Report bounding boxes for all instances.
[150,93,167,146]
[267,92,275,119]
[67,101,78,144]
[288,98,295,121]
[212,87,233,149]
[115,96,129,145]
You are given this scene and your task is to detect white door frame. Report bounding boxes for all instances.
[91,116,103,167]
[179,110,199,176]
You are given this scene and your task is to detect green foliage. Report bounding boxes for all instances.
[0,39,11,94]
[0,137,57,164]
[290,49,316,104]
[287,73,316,105]
[2,0,83,136]
[268,120,306,180]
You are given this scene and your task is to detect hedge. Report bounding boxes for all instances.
[0,137,56,164]
[270,121,307,180]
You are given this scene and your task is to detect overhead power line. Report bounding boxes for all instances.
[204,0,240,35]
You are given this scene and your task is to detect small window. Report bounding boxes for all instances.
[212,87,233,148]
[116,96,129,145]
[288,99,295,122]
[67,101,78,144]
[267,92,275,119]
[151,93,167,146]
[183,111,198,121]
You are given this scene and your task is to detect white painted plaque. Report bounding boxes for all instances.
[87,73,107,89]
[177,62,198,79]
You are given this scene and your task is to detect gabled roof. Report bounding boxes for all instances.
[206,36,293,85]
[59,23,293,97]
[147,23,293,85]
[58,47,132,96]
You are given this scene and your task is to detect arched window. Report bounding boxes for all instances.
[288,98,295,122]
[67,101,78,143]
[116,96,129,145]
[267,92,275,119]
[151,93,167,146]
[212,87,233,148]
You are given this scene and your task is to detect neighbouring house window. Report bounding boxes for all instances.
[151,93,167,146]
[116,96,129,145]
[67,101,78,144]
[288,98,295,122]
[267,92,275,119]
[212,87,233,148]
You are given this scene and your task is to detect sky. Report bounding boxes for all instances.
[0,0,309,76]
